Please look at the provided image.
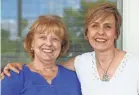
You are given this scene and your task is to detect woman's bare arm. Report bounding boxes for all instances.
[61,57,75,71]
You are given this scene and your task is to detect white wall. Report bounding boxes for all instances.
[123,0,139,57]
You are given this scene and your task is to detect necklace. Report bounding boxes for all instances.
[96,51,115,82]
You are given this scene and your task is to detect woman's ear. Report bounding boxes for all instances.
[84,29,88,40]
[31,41,34,48]
[114,31,119,40]
[84,35,88,40]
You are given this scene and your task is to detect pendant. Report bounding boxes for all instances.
[102,72,109,82]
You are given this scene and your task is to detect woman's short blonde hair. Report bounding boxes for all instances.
[85,2,122,39]
[24,15,69,60]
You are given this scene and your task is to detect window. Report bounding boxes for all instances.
[1,0,121,68]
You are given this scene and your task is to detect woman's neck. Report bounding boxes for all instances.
[95,48,117,68]
[28,58,58,84]
[31,58,57,71]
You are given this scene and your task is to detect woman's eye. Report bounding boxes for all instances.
[52,37,61,42]
[52,38,59,41]
[92,25,98,27]
[40,36,46,40]
[105,25,111,29]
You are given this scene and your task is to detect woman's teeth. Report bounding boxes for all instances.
[95,38,107,42]
[42,49,53,53]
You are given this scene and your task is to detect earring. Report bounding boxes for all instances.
[31,47,34,51]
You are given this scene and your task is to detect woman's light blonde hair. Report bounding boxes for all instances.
[24,15,69,60]
[85,2,122,39]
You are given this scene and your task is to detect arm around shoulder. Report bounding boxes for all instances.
[61,57,76,71]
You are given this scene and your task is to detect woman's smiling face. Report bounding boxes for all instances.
[87,15,117,52]
[32,32,62,62]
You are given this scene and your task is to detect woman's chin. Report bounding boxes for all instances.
[94,47,108,52]
[39,55,54,61]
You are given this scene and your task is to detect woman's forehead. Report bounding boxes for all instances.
[90,14,115,24]
[36,31,56,35]
[35,31,61,38]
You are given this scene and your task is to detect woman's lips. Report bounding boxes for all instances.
[95,38,107,43]
[42,49,53,53]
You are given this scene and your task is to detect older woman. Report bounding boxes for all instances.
[1,15,81,95]
[1,3,139,95]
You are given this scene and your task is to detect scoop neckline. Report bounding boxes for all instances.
[23,64,60,85]
[92,52,129,82]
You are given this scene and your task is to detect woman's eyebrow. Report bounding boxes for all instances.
[104,23,112,25]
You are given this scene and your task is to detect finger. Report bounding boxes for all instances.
[15,63,23,70]
[7,63,20,72]
[0,72,5,80]
[8,64,20,73]
[3,68,11,77]
[11,66,20,73]
[8,62,23,70]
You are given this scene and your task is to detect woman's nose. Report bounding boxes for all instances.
[98,27,105,35]
[45,39,52,46]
